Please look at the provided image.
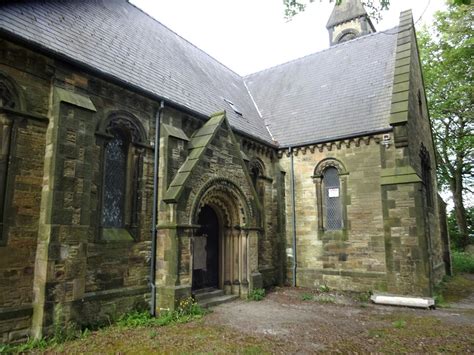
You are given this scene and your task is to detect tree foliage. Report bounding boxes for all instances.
[448,207,473,250]
[283,0,389,20]
[418,5,473,248]
[283,0,472,20]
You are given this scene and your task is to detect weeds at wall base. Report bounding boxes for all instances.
[0,297,206,353]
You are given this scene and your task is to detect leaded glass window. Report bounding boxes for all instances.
[323,167,342,230]
[0,77,19,243]
[102,131,127,228]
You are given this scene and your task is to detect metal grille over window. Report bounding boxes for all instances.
[102,132,127,227]
[323,167,342,230]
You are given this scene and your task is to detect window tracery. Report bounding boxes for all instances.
[96,112,146,239]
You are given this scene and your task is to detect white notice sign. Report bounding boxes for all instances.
[328,188,340,198]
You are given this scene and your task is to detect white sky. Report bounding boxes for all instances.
[130,0,447,75]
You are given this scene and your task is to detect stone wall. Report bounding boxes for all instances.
[406,29,445,285]
[384,11,446,295]
[0,39,50,343]
[278,135,388,292]
[0,38,161,339]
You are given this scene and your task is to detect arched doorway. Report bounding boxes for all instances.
[190,178,256,296]
[192,205,220,290]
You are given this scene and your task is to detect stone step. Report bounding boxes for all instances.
[193,288,225,302]
[198,294,239,308]
[193,287,218,295]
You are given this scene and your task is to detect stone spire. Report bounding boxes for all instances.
[326,0,376,46]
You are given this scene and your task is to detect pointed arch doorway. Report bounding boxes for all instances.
[192,205,220,290]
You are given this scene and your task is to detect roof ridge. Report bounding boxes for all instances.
[126,0,242,79]
[244,26,399,79]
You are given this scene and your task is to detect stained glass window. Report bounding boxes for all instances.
[102,131,127,228]
[323,167,342,230]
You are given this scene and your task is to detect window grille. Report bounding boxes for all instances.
[323,167,342,230]
[102,131,127,227]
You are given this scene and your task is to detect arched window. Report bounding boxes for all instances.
[313,159,347,236]
[249,158,265,202]
[322,167,343,230]
[96,112,147,239]
[0,74,22,244]
[420,144,433,208]
[102,129,128,227]
[248,158,266,227]
[336,30,359,44]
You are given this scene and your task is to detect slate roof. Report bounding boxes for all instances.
[244,30,397,147]
[0,0,399,148]
[326,0,368,28]
[0,0,273,143]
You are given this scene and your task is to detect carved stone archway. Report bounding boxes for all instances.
[190,178,254,296]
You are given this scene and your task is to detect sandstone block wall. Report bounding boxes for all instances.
[279,136,388,292]
[0,39,50,342]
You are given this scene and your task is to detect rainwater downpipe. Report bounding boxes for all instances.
[150,100,164,317]
[289,146,297,287]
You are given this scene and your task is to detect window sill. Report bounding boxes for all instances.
[100,228,134,243]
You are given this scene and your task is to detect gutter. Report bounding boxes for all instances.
[278,128,393,150]
[289,147,297,287]
[150,100,164,317]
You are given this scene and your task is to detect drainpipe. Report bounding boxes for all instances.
[289,147,297,287]
[150,100,164,317]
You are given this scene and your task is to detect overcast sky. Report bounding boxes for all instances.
[129,0,447,75]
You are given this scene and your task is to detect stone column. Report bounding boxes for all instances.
[248,229,262,290]
[240,230,249,296]
[232,228,240,294]
[223,228,232,294]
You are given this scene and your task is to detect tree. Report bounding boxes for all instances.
[283,0,472,20]
[448,207,473,250]
[418,5,473,249]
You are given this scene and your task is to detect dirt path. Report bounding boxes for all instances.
[204,285,474,353]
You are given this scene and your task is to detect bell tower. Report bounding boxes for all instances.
[326,0,376,46]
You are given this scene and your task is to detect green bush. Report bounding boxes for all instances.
[318,284,330,293]
[248,288,266,301]
[301,293,313,301]
[356,291,372,303]
[452,251,474,274]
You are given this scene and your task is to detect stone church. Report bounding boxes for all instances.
[0,0,450,342]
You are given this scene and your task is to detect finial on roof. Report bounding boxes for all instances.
[326,0,376,46]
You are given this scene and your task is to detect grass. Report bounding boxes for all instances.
[301,293,313,301]
[0,297,205,354]
[313,295,337,304]
[358,313,473,353]
[435,273,474,304]
[392,319,407,329]
[117,297,206,328]
[452,250,474,274]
